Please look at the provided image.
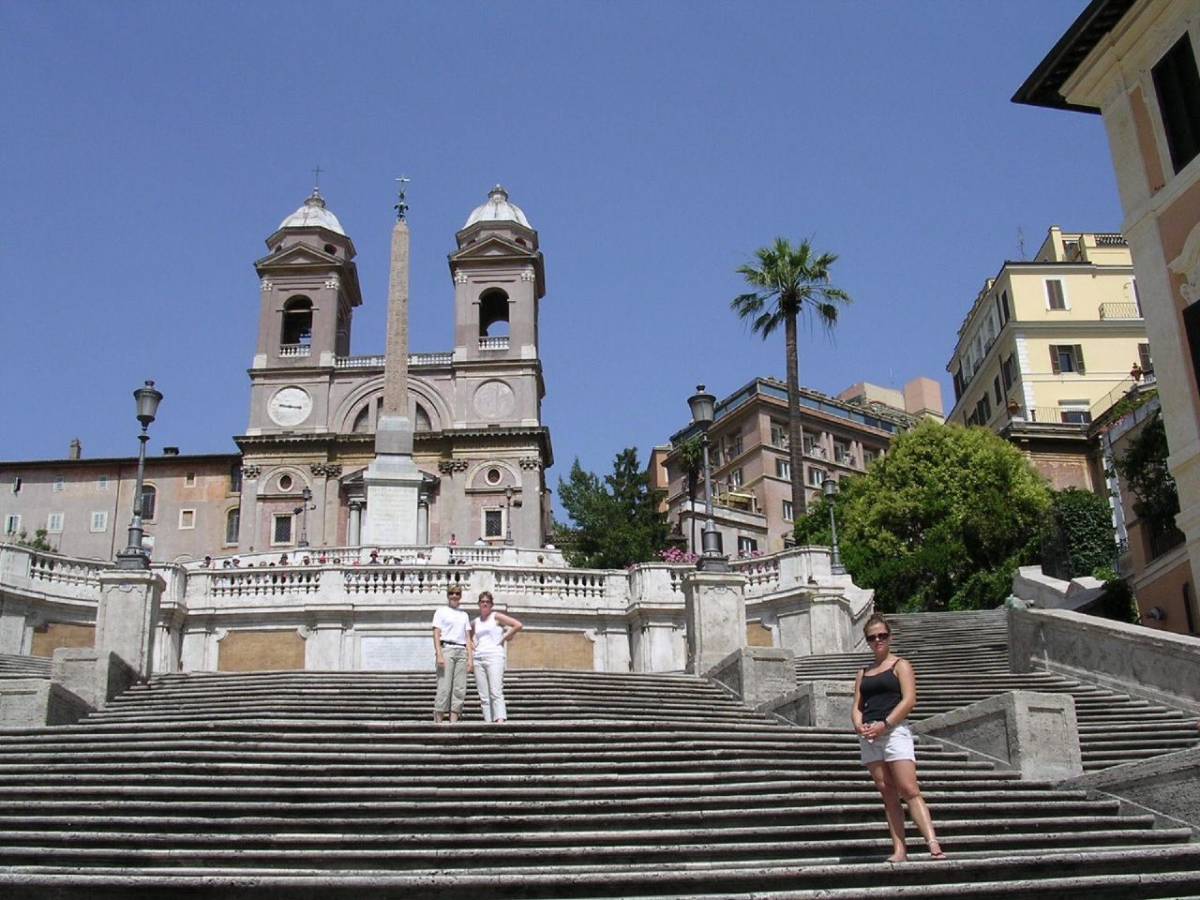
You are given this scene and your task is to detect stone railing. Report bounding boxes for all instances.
[334,352,454,370]
[1099,301,1141,320]
[334,354,385,369]
[0,544,109,604]
[278,343,311,358]
[410,352,453,367]
[479,336,509,351]
[731,555,781,593]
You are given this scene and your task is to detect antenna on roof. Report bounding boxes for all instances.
[1017,226,1027,261]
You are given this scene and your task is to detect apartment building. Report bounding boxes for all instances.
[660,378,933,555]
[946,227,1149,489]
[1014,0,1200,611]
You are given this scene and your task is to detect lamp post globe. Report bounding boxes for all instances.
[115,380,163,571]
[822,476,846,576]
[688,384,727,572]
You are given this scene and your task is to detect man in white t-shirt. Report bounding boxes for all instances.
[432,584,473,723]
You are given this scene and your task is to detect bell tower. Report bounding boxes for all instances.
[449,186,545,362]
[252,189,362,370]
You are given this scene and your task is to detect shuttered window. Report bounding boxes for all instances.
[1049,345,1086,375]
[1153,35,1200,174]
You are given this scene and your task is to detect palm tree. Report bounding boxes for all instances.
[677,436,705,553]
[732,237,851,524]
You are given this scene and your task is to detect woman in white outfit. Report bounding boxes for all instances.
[471,591,523,723]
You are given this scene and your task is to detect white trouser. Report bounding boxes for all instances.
[474,652,507,722]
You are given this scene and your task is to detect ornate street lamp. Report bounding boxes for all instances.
[296,486,317,547]
[115,381,163,570]
[688,384,728,572]
[504,485,523,546]
[822,476,846,575]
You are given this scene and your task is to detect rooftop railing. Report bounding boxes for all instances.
[1099,302,1141,320]
[278,344,311,358]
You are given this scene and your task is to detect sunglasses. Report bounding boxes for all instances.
[865,633,891,644]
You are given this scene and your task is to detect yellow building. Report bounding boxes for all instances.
[1014,0,1200,623]
[946,227,1150,490]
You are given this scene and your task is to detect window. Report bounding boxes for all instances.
[725,433,743,459]
[89,511,107,533]
[1152,34,1200,174]
[975,395,991,424]
[10,476,20,494]
[807,467,826,488]
[478,289,511,338]
[1049,344,1086,375]
[98,474,109,490]
[737,536,758,555]
[1045,279,1067,310]
[769,420,789,449]
[1138,343,1154,376]
[729,468,744,489]
[141,484,157,521]
[4,514,20,536]
[952,367,965,402]
[178,509,196,530]
[1183,299,1200,395]
[775,458,791,480]
[52,475,64,493]
[863,449,878,468]
[486,467,502,485]
[1059,404,1092,425]
[484,509,503,538]
[993,376,1003,405]
[833,440,851,465]
[281,296,313,346]
[47,513,64,534]
[229,465,242,493]
[225,507,240,545]
[278,474,293,492]
[1001,355,1015,390]
[272,514,293,545]
[995,290,1010,325]
[184,472,196,487]
[782,500,794,522]
[803,433,824,457]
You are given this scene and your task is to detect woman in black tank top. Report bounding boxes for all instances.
[852,613,945,862]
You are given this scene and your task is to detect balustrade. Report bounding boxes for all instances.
[478,336,509,351]
[278,343,311,358]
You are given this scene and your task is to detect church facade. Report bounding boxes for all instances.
[0,186,555,562]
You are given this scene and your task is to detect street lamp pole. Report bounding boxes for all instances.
[115,381,163,571]
[688,384,728,572]
[822,476,845,575]
[504,486,522,546]
[296,487,316,548]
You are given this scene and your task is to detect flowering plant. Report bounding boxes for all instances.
[658,547,700,564]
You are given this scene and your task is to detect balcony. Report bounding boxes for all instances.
[1099,302,1141,320]
[479,336,509,351]
[278,344,311,358]
[333,353,454,369]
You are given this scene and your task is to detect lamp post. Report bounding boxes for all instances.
[504,485,523,546]
[296,487,317,547]
[822,476,845,575]
[115,380,163,570]
[688,384,728,572]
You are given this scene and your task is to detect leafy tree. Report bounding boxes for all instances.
[1040,488,1118,580]
[557,448,669,569]
[14,529,53,553]
[1112,410,1184,557]
[732,238,851,520]
[793,422,1051,612]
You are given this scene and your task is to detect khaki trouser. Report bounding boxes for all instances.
[434,645,468,715]
[474,652,507,722]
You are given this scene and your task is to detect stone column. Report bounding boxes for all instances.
[417,497,430,545]
[363,216,422,545]
[682,570,748,675]
[96,568,165,679]
[348,499,364,547]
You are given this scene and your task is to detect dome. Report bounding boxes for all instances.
[278,189,346,236]
[463,185,531,229]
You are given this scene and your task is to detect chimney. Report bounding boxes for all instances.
[163,446,180,456]
[68,438,82,460]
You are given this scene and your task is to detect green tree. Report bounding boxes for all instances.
[732,238,851,520]
[15,529,53,553]
[557,448,670,569]
[1040,488,1118,580]
[1113,410,1184,557]
[793,422,1051,612]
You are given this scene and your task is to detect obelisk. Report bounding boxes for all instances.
[361,179,423,546]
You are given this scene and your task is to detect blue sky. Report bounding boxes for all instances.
[1,1,1122,504]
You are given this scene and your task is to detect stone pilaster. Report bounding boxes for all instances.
[96,569,164,679]
[682,570,748,675]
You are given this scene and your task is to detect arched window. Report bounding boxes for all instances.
[225,507,240,545]
[281,296,313,346]
[140,484,157,522]
[478,289,510,337]
[415,402,431,432]
[352,405,371,433]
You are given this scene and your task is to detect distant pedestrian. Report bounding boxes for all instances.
[852,613,945,862]
[432,585,473,724]
[471,592,522,723]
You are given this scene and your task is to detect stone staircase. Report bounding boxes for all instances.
[796,610,1200,772]
[0,653,50,679]
[0,616,1198,896]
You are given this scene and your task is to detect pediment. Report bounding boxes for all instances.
[255,243,340,270]
[450,234,536,262]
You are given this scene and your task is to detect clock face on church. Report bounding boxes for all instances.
[268,386,313,427]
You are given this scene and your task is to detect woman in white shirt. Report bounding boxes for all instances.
[471,591,522,723]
